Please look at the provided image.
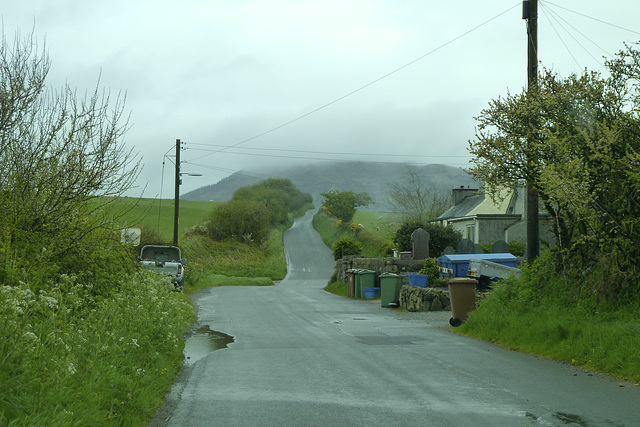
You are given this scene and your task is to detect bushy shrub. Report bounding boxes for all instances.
[0,31,140,291]
[508,240,526,257]
[206,199,270,244]
[1,225,137,297]
[232,178,312,225]
[332,237,362,261]
[138,224,171,247]
[418,258,442,286]
[0,272,194,425]
[478,242,492,253]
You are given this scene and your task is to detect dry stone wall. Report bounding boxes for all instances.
[398,285,451,312]
[335,256,452,313]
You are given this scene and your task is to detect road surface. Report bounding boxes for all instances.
[152,210,640,426]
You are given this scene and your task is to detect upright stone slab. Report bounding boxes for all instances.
[411,228,430,260]
[457,239,475,254]
[442,246,456,256]
[491,240,510,253]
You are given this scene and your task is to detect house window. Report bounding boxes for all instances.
[466,224,476,242]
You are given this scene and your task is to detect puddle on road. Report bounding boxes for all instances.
[553,412,589,426]
[183,325,234,365]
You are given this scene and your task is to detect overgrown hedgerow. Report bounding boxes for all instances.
[0,272,194,425]
[313,211,392,259]
[460,250,640,383]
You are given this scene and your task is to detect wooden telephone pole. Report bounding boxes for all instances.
[523,0,539,262]
[173,138,181,246]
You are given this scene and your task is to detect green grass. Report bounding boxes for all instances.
[0,197,305,424]
[100,197,294,294]
[181,222,290,293]
[352,211,401,243]
[199,274,275,287]
[458,276,640,384]
[0,273,195,425]
[324,280,349,297]
[313,211,394,258]
[101,197,216,242]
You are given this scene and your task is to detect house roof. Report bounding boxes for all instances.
[436,194,484,221]
[468,190,511,216]
[436,188,515,221]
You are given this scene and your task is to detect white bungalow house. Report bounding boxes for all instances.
[434,186,555,245]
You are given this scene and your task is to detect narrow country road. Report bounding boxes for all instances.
[153,210,640,426]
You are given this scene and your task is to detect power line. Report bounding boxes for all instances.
[185,3,521,165]
[541,1,640,36]
[540,2,621,69]
[181,2,635,179]
[540,4,582,69]
[184,149,471,164]
[182,153,471,172]
[186,143,470,159]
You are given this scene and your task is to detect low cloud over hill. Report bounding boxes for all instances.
[182,162,478,211]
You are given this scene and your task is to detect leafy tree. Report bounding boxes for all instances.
[232,178,312,225]
[206,199,270,244]
[468,42,640,301]
[0,30,140,288]
[321,190,372,223]
[394,219,461,256]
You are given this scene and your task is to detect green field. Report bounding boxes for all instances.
[108,199,398,248]
[313,210,396,259]
[352,211,401,242]
[104,197,216,242]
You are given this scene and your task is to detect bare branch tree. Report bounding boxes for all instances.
[0,29,141,259]
[385,166,449,222]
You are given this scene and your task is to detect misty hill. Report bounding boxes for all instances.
[181,162,479,211]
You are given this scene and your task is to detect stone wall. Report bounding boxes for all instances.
[398,285,451,312]
[336,257,452,313]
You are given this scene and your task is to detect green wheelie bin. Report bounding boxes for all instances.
[356,270,376,298]
[379,272,401,307]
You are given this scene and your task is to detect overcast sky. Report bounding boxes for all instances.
[3,1,639,198]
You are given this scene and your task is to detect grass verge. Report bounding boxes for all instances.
[457,274,640,384]
[0,273,195,425]
[0,197,306,424]
[324,280,349,297]
[312,211,393,258]
[181,222,290,294]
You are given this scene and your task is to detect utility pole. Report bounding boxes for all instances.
[173,138,181,246]
[523,0,539,262]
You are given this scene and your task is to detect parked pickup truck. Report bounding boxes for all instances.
[467,258,521,290]
[137,245,186,290]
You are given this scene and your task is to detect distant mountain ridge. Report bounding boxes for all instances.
[181,162,479,211]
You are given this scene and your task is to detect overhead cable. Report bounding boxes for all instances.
[185,3,521,164]
[542,1,640,36]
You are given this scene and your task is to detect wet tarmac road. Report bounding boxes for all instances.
[152,210,640,426]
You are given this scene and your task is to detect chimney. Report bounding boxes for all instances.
[452,186,478,205]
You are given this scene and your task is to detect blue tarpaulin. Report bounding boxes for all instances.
[437,253,518,278]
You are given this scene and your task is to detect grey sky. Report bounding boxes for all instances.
[3,1,639,197]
